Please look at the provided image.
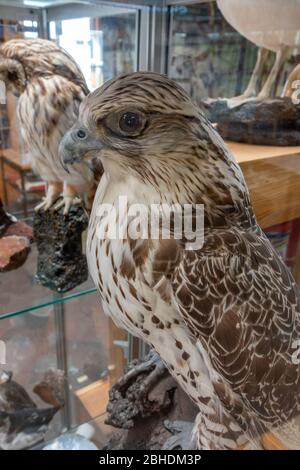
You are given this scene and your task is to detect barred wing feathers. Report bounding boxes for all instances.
[172,226,300,446]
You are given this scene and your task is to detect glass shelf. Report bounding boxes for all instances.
[0,240,128,449]
[0,243,97,320]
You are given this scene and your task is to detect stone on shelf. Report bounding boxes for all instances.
[33,201,89,293]
[0,235,30,272]
[204,97,300,146]
[2,221,33,241]
[0,198,33,241]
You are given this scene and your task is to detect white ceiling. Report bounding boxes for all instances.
[0,0,83,8]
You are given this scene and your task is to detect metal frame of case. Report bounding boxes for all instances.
[0,1,214,74]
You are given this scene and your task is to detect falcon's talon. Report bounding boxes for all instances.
[105,351,172,430]
[138,355,167,397]
[52,196,81,214]
[226,95,256,109]
[113,350,166,396]
[34,191,61,212]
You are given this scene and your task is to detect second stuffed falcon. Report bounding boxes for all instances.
[0,38,94,213]
[59,72,300,449]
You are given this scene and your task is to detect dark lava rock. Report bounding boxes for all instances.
[204,97,300,146]
[104,353,197,450]
[0,235,30,272]
[33,202,89,293]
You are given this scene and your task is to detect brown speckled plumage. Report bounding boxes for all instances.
[0,39,94,211]
[60,72,300,449]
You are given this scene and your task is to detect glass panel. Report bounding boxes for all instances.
[1,296,126,449]
[0,242,97,318]
[169,3,259,101]
[169,1,300,279]
[49,8,138,91]
[0,1,138,218]
[0,2,137,449]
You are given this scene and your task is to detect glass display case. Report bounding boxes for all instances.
[0,0,144,450]
[167,1,300,284]
[1,243,128,448]
[1,0,300,451]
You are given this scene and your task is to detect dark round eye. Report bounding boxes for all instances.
[77,129,87,139]
[7,71,18,82]
[119,112,140,133]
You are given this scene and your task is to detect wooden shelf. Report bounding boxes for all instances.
[75,379,109,420]
[0,148,32,172]
[227,141,300,229]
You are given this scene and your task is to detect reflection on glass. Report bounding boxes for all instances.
[0,5,138,218]
[169,3,277,102]
[168,2,300,288]
[49,11,137,91]
[1,287,126,448]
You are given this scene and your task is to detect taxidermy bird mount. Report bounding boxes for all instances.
[205,1,300,145]
[60,72,300,450]
[217,0,300,102]
[204,0,300,146]
[0,39,99,290]
[0,38,96,214]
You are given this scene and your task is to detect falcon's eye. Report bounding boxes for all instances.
[119,112,140,133]
[7,71,18,82]
[77,129,87,139]
[104,110,146,137]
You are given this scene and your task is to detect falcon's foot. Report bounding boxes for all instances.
[106,350,171,429]
[163,420,195,450]
[113,350,166,398]
[35,182,62,212]
[52,184,81,215]
[226,95,256,109]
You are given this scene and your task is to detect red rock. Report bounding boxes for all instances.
[3,221,33,242]
[0,236,30,272]
[0,198,33,242]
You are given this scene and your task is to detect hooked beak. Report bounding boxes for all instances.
[59,125,103,171]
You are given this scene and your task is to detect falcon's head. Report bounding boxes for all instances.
[0,39,89,96]
[60,72,249,217]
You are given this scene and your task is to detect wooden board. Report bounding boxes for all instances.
[75,379,110,422]
[227,141,300,164]
[0,148,31,172]
[227,141,300,228]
